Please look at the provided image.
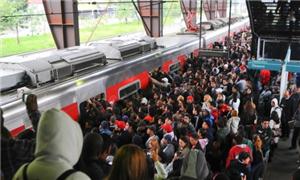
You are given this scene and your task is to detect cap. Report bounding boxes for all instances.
[122,115,129,122]
[161,124,173,133]
[115,120,126,130]
[187,95,194,102]
[144,115,153,123]
[162,78,169,83]
[163,134,172,143]
[216,88,223,94]
[141,97,148,105]
[100,121,109,129]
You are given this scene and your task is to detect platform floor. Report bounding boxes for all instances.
[265,133,299,180]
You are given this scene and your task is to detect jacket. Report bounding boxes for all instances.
[293,108,300,128]
[227,116,240,134]
[13,109,90,180]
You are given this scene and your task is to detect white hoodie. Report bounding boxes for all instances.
[270,98,282,128]
[13,109,90,180]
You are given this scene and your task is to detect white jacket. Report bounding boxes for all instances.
[13,109,90,180]
[227,116,240,134]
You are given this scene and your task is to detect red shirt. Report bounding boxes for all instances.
[226,144,252,168]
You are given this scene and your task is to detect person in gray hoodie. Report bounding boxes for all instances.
[13,109,90,180]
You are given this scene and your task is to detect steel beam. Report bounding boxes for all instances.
[217,0,227,18]
[43,0,80,49]
[203,0,227,20]
[203,0,216,20]
[133,0,163,37]
[180,0,198,32]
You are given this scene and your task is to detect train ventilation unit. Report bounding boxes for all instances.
[0,46,107,91]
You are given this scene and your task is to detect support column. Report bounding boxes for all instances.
[133,0,163,37]
[217,0,227,18]
[43,0,80,49]
[280,45,291,101]
[203,0,217,20]
[180,0,198,32]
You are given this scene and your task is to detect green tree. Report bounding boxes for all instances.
[0,0,28,43]
[114,1,135,24]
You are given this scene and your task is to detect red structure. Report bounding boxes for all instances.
[43,0,80,49]
[180,0,198,32]
[133,0,163,37]
[203,0,227,20]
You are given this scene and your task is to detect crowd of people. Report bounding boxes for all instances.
[2,29,300,180]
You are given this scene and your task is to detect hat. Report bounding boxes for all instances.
[100,121,109,129]
[163,134,172,143]
[187,95,194,102]
[216,88,223,94]
[141,97,148,105]
[162,78,169,83]
[224,64,229,69]
[147,125,156,132]
[115,120,126,130]
[161,124,173,133]
[122,115,129,122]
[144,115,153,123]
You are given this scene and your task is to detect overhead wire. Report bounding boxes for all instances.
[85,0,111,44]
[163,0,177,26]
[0,1,178,19]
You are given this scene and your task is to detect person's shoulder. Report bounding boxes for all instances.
[12,163,28,180]
[67,171,91,180]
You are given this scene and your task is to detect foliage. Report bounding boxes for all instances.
[1,21,144,57]
[0,0,27,31]
[114,0,136,23]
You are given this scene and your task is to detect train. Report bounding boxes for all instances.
[0,17,249,136]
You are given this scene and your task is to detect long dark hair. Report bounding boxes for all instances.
[107,144,149,180]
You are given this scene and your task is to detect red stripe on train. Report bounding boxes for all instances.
[193,49,199,58]
[177,54,187,68]
[106,71,149,102]
[10,125,25,137]
[61,102,79,121]
[161,60,173,73]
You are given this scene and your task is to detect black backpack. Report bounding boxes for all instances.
[271,107,281,124]
[22,163,78,180]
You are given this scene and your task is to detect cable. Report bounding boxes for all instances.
[85,0,111,44]
[78,0,177,5]
[0,1,244,19]
[163,0,177,26]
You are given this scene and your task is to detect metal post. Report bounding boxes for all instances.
[262,40,266,58]
[257,37,261,59]
[227,0,232,59]
[150,0,153,37]
[160,0,163,36]
[199,0,203,51]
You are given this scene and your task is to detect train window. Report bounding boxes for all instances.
[170,63,180,73]
[119,81,140,99]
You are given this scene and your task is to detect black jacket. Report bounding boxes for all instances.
[227,160,249,180]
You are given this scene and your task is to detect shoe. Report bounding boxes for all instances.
[289,146,296,150]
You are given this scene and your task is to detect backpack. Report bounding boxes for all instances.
[271,107,281,124]
[180,149,209,180]
[180,149,199,179]
[22,163,78,180]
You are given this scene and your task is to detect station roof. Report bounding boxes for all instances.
[247,1,300,39]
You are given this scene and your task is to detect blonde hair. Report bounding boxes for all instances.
[203,94,212,102]
[231,110,238,117]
